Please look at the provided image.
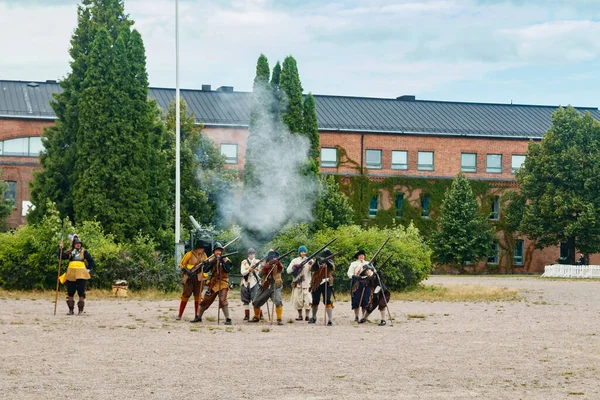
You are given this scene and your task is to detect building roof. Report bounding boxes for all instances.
[2,79,599,139]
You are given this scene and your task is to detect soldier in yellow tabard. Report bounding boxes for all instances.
[58,235,95,315]
[176,240,209,320]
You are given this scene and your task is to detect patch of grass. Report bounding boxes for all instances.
[10,321,24,325]
[125,325,136,330]
[262,328,270,333]
[190,328,198,332]
[562,372,573,376]
[225,327,234,333]
[392,283,520,302]
[98,325,107,329]
[568,393,584,396]
[206,316,216,322]
[287,319,294,324]
[407,314,426,319]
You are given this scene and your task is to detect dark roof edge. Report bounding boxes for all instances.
[321,171,517,182]
[2,79,598,111]
[319,128,543,140]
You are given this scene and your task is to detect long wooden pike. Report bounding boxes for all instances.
[53,221,65,315]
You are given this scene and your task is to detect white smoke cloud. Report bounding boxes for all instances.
[219,80,318,246]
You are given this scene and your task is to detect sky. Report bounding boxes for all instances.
[1,0,600,107]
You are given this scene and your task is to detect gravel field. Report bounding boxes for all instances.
[1,276,599,400]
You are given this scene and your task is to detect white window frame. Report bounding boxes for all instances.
[489,195,500,220]
[511,155,526,174]
[486,154,502,174]
[320,147,338,168]
[365,149,382,169]
[461,153,477,173]
[417,151,434,171]
[220,143,238,164]
[391,150,408,170]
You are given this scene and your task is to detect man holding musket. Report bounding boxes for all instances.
[308,249,336,326]
[287,245,313,321]
[176,240,208,320]
[240,247,261,321]
[347,249,371,322]
[192,242,233,325]
[251,249,286,325]
[359,266,391,326]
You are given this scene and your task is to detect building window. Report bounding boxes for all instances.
[395,193,404,218]
[391,150,408,170]
[365,149,382,169]
[514,240,524,265]
[0,137,43,157]
[486,154,502,173]
[220,144,238,164]
[320,147,338,168]
[421,193,431,218]
[489,195,500,220]
[488,242,499,264]
[511,155,526,174]
[3,181,17,205]
[417,151,434,171]
[368,195,379,218]
[461,153,477,173]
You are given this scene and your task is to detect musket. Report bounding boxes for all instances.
[186,236,240,277]
[291,237,339,278]
[53,220,65,316]
[368,236,391,267]
[261,249,295,289]
[243,246,280,283]
[319,249,343,262]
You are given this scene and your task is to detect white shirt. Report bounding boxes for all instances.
[287,256,313,290]
[241,257,260,288]
[347,259,369,279]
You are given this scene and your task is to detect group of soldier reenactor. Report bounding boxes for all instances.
[57,235,392,326]
[176,239,392,326]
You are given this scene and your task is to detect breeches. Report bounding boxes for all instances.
[66,279,86,298]
[351,282,371,309]
[200,288,228,309]
[291,286,311,310]
[253,286,282,308]
[181,275,201,301]
[311,285,333,307]
[241,284,259,304]
[366,290,390,313]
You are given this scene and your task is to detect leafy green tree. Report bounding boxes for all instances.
[280,56,304,134]
[431,173,495,273]
[313,175,354,231]
[302,92,320,175]
[0,172,14,231]
[244,54,271,187]
[164,100,235,230]
[498,190,526,273]
[271,61,281,87]
[517,106,600,263]
[29,0,133,223]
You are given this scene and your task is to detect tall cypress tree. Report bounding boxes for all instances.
[280,56,304,134]
[430,173,495,273]
[29,0,133,224]
[244,54,271,187]
[271,61,281,87]
[302,93,320,175]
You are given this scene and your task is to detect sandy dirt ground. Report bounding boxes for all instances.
[1,276,599,400]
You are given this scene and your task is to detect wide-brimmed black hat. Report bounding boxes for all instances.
[320,248,333,258]
[354,249,366,259]
[266,250,279,260]
[194,240,209,249]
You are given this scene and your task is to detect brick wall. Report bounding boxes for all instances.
[0,118,50,228]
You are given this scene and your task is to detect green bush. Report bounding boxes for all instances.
[0,204,178,291]
[270,222,432,291]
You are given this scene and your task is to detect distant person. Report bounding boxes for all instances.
[577,253,587,266]
[347,249,371,322]
[308,249,336,326]
[240,248,261,321]
[58,234,95,315]
[287,245,313,321]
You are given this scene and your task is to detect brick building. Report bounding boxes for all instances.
[2,79,599,272]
